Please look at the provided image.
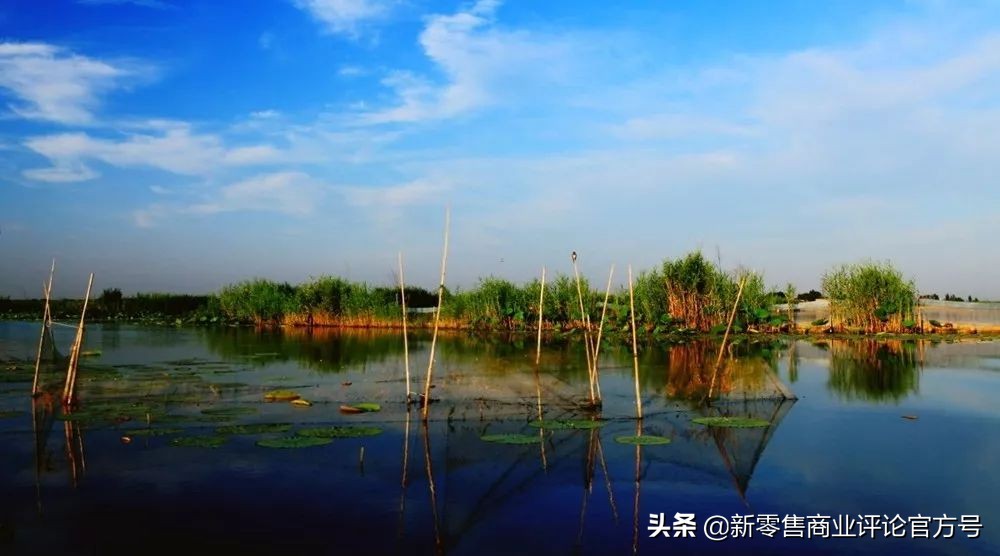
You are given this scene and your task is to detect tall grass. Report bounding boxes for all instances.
[821,261,916,333]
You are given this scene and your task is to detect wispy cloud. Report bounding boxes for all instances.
[292,0,389,37]
[0,42,146,124]
[342,178,449,207]
[23,122,284,181]
[361,0,575,123]
[134,171,325,227]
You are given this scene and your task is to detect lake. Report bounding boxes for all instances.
[0,322,998,555]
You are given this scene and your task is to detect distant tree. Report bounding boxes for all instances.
[796,289,823,302]
[968,295,973,302]
[99,288,123,314]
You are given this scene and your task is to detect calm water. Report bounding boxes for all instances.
[1,322,998,555]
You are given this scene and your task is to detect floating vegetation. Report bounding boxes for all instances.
[291,399,312,407]
[201,406,258,417]
[256,436,332,449]
[481,434,541,445]
[216,423,291,435]
[614,435,671,446]
[528,419,605,430]
[0,410,25,419]
[80,349,102,357]
[264,390,300,402]
[122,427,183,437]
[691,416,771,428]
[297,426,382,439]
[170,436,228,448]
[352,402,381,412]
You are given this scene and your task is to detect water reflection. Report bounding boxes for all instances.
[4,323,999,554]
[824,339,922,402]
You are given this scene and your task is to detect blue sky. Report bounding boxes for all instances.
[2,0,999,298]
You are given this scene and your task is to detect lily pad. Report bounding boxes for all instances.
[614,435,671,446]
[481,434,541,445]
[528,419,605,430]
[297,426,383,439]
[291,399,312,407]
[170,436,228,448]
[353,402,381,412]
[80,350,102,357]
[691,417,770,428]
[122,427,183,437]
[0,410,25,419]
[256,436,333,449]
[216,423,292,435]
[264,390,300,402]
[201,406,258,417]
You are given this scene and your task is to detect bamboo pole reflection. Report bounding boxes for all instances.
[631,420,642,556]
[594,433,618,524]
[397,408,412,541]
[422,419,443,555]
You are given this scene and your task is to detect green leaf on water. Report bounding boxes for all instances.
[481,434,541,445]
[123,427,183,437]
[201,406,258,417]
[528,419,605,430]
[297,426,383,439]
[256,436,333,449]
[691,416,770,428]
[170,436,228,448]
[216,423,292,435]
[352,402,381,412]
[0,410,25,419]
[614,435,671,446]
[263,390,300,401]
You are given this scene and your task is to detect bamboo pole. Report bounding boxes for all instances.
[707,275,747,401]
[422,208,450,421]
[627,265,642,420]
[572,253,597,405]
[534,267,548,469]
[32,260,56,396]
[62,273,94,405]
[398,252,411,403]
[591,265,614,401]
[535,267,545,366]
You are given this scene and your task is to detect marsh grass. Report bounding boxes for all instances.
[822,261,917,333]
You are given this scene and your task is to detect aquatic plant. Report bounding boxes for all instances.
[122,427,183,437]
[170,436,228,448]
[527,419,605,430]
[822,261,917,333]
[218,279,297,326]
[216,423,292,435]
[256,436,333,449]
[481,433,542,445]
[297,426,383,438]
[614,435,671,445]
[263,389,300,401]
[691,416,770,428]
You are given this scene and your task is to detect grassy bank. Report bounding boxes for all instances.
[4,253,987,337]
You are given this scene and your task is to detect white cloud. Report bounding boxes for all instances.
[342,178,449,207]
[22,163,99,183]
[23,123,285,181]
[134,172,325,227]
[292,0,388,37]
[361,0,575,123]
[338,65,365,77]
[0,42,143,124]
